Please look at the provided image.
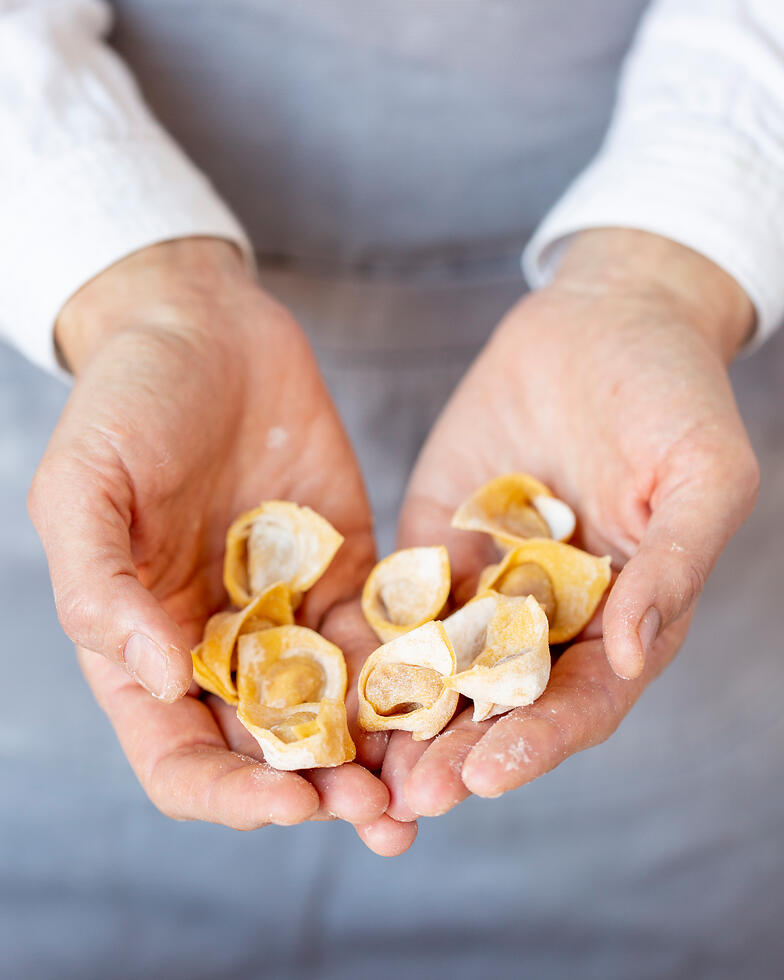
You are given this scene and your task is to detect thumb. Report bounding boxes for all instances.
[603,445,759,680]
[28,449,192,701]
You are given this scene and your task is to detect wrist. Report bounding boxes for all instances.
[55,237,250,373]
[551,229,755,362]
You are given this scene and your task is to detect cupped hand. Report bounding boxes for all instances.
[28,238,415,854]
[381,229,760,820]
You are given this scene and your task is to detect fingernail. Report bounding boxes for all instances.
[638,607,662,657]
[124,633,170,698]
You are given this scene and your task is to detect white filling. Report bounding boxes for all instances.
[532,495,576,541]
[248,515,298,593]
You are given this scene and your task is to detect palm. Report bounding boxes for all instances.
[50,288,413,854]
[382,286,756,820]
[117,320,374,644]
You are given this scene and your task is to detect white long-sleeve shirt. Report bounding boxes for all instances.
[523,0,784,353]
[1,0,783,374]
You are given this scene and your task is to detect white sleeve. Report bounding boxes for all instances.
[0,0,253,374]
[523,0,784,351]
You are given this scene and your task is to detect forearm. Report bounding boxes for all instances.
[0,0,250,375]
[55,238,249,373]
[552,229,755,363]
[524,0,784,357]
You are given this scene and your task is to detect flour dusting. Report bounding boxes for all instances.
[266,426,289,450]
[497,736,532,771]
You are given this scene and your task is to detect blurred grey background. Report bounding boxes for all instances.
[2,314,783,980]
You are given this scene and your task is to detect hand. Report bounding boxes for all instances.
[381,229,760,819]
[28,238,415,855]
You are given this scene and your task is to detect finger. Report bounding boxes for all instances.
[354,814,419,857]
[29,449,192,700]
[305,765,389,825]
[196,676,390,825]
[461,623,688,798]
[380,731,432,821]
[603,445,758,679]
[402,711,492,817]
[80,649,320,828]
[579,569,618,641]
[389,485,500,819]
[320,600,389,769]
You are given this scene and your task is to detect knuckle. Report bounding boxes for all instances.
[580,674,625,747]
[148,792,182,823]
[736,447,761,509]
[714,439,760,515]
[144,762,186,822]
[26,461,53,528]
[55,583,112,656]
[229,815,268,832]
[54,584,92,642]
[675,552,708,607]
[673,553,708,605]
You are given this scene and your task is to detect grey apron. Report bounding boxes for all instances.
[107,0,652,540]
[2,3,783,978]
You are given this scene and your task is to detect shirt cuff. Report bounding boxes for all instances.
[522,127,784,354]
[1,135,254,376]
